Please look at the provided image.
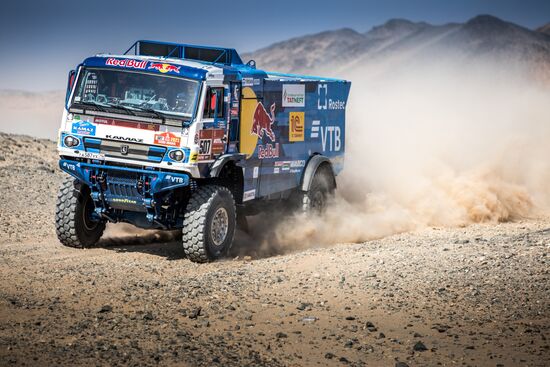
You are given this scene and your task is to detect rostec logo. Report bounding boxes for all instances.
[317,84,328,110]
[317,83,346,110]
[148,63,181,74]
[105,58,147,70]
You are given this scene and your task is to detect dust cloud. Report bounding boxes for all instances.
[255,58,550,254]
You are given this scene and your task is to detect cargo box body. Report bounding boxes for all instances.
[237,77,350,202]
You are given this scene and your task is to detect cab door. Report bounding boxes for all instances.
[197,86,227,161]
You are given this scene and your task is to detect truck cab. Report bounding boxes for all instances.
[56,40,351,262]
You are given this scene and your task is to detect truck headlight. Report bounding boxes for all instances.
[168,149,185,162]
[63,135,80,147]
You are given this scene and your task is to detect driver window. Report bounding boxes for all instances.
[203,87,224,119]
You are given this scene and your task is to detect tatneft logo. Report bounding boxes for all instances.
[317,84,346,110]
[282,84,305,107]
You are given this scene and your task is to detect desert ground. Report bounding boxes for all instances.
[0,133,549,366]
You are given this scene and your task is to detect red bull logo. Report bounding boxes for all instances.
[251,102,276,142]
[105,58,147,70]
[148,63,181,74]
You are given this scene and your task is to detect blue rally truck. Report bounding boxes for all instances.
[56,40,351,262]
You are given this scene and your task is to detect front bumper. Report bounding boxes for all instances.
[60,158,191,215]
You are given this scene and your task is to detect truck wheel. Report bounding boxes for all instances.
[55,176,105,248]
[302,166,335,214]
[182,186,236,263]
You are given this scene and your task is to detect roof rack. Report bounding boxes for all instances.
[124,40,244,67]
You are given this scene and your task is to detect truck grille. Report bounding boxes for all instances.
[83,138,165,163]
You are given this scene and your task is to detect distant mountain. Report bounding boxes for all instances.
[243,15,550,80]
[537,23,550,35]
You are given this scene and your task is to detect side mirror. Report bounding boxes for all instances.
[66,70,76,104]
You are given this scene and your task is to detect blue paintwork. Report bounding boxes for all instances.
[83,56,208,80]
[59,40,351,229]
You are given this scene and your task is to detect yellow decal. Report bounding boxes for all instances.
[239,87,259,158]
[289,112,304,142]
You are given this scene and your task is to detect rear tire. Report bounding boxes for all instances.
[55,176,105,248]
[302,165,335,214]
[182,185,236,263]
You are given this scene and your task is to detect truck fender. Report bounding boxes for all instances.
[300,155,336,192]
[209,154,246,178]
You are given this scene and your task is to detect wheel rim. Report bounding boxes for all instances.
[211,207,229,246]
[311,190,325,211]
[82,195,99,231]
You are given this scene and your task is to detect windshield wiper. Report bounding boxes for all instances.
[75,100,110,112]
[132,107,166,121]
[105,103,138,116]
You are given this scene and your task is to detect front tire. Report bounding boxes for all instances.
[182,185,236,263]
[55,176,105,248]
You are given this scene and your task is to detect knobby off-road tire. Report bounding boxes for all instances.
[302,165,336,214]
[55,176,105,248]
[182,185,236,263]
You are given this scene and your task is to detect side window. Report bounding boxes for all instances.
[203,87,224,119]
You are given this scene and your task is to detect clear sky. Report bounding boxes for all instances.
[1,0,548,91]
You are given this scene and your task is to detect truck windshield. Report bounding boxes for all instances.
[71,68,199,120]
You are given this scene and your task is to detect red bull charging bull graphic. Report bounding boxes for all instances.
[148,63,181,74]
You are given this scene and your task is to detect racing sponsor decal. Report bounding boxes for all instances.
[148,63,180,74]
[243,189,256,202]
[71,120,96,136]
[257,144,279,159]
[94,117,159,131]
[251,101,280,159]
[289,112,304,142]
[105,58,147,70]
[154,132,181,147]
[251,102,276,141]
[311,120,320,138]
[310,119,342,151]
[317,83,345,110]
[321,125,342,152]
[105,134,143,143]
[198,129,225,161]
[189,151,198,163]
[274,160,305,174]
[111,198,138,205]
[282,84,305,107]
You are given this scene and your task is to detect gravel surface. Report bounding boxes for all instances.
[0,133,549,366]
